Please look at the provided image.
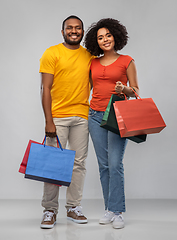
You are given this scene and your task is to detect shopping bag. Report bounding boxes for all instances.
[19,140,43,174]
[113,93,166,138]
[100,94,147,143]
[25,136,75,187]
[19,137,56,174]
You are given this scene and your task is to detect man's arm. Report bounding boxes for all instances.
[89,70,93,90]
[41,73,56,137]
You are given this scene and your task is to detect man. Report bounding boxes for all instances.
[39,15,93,229]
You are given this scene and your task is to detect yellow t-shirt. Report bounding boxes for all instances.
[39,43,93,120]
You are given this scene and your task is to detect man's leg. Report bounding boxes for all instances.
[66,117,89,223]
[41,119,69,228]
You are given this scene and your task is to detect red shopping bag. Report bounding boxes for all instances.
[19,140,44,174]
[113,93,166,138]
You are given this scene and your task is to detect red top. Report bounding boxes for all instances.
[90,55,133,111]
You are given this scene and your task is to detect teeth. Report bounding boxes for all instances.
[70,35,78,39]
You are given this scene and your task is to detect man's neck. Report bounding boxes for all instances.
[62,42,80,50]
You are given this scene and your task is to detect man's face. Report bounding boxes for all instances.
[62,18,84,46]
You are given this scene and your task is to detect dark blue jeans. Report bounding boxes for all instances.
[88,108,128,213]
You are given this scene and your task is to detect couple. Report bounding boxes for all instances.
[39,15,139,230]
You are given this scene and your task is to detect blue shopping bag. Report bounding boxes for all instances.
[25,136,75,187]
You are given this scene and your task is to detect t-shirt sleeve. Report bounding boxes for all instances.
[125,55,134,69]
[39,48,56,74]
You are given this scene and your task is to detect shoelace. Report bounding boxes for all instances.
[104,210,114,218]
[43,211,54,222]
[112,214,123,221]
[69,206,84,216]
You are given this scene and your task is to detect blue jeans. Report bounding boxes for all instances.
[88,108,128,213]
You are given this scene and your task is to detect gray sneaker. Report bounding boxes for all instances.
[99,210,115,224]
[112,214,124,229]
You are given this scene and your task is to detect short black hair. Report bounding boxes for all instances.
[84,18,128,56]
[62,15,84,30]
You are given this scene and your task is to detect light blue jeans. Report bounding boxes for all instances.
[88,108,128,213]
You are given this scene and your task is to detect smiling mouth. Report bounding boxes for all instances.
[69,34,80,39]
[103,43,111,47]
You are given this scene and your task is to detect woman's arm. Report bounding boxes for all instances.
[115,60,139,97]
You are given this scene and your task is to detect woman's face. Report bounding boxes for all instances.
[97,28,115,52]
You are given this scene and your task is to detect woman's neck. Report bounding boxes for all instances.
[100,51,120,66]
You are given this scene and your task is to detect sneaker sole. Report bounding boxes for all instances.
[67,217,88,224]
[40,222,56,229]
[99,219,113,224]
[112,223,124,229]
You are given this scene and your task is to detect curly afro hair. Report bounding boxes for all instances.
[84,18,128,56]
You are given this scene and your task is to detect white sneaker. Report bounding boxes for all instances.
[99,210,115,224]
[112,214,124,229]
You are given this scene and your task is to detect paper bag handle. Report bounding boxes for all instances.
[43,135,63,151]
[123,87,142,100]
[131,87,142,100]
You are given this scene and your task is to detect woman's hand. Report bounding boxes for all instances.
[115,80,138,98]
[115,81,124,94]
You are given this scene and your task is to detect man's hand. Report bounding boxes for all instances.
[45,121,57,138]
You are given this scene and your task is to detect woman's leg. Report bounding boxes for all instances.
[108,131,128,213]
[88,109,109,210]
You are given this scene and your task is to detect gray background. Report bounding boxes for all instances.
[0,0,176,200]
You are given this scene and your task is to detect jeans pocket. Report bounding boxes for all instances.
[89,108,96,117]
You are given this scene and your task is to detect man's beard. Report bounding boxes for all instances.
[63,33,84,45]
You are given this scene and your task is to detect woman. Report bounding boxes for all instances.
[84,18,139,229]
